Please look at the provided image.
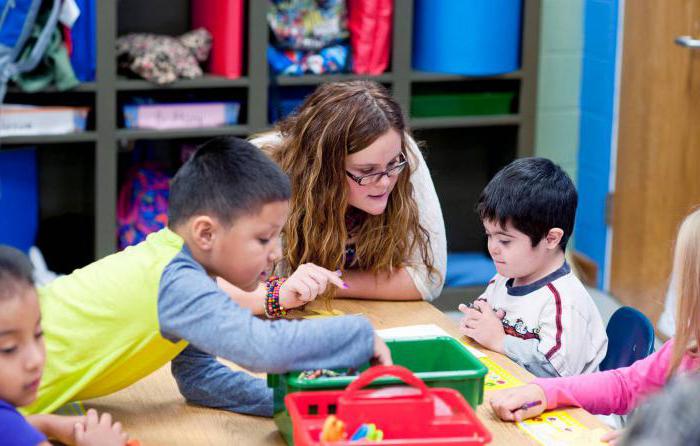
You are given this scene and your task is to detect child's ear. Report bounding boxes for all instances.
[545,228,564,249]
[190,216,217,251]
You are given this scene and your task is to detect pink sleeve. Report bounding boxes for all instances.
[532,340,674,415]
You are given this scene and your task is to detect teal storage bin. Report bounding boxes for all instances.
[412,0,523,75]
[268,336,488,445]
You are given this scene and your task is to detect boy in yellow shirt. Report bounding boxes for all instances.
[27,136,390,415]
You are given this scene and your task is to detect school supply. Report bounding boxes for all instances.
[479,356,523,391]
[123,101,240,130]
[285,365,492,445]
[514,400,542,413]
[0,0,61,102]
[116,163,170,250]
[191,0,244,79]
[269,336,488,444]
[298,369,357,381]
[320,415,346,442]
[517,411,608,446]
[374,322,486,358]
[0,104,88,136]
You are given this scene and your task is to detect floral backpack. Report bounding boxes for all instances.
[117,163,171,250]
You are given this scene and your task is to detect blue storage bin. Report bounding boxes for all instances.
[0,148,38,252]
[445,252,496,287]
[268,86,315,123]
[412,0,523,76]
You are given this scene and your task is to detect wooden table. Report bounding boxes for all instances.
[86,299,609,445]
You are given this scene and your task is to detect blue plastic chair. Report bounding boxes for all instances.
[599,306,655,371]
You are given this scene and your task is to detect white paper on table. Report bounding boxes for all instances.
[376,323,486,358]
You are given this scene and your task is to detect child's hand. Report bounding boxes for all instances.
[74,409,128,446]
[371,335,393,366]
[489,384,547,422]
[457,300,506,353]
[279,263,347,308]
[51,415,85,445]
[26,414,85,445]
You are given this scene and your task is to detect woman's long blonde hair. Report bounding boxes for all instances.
[669,208,700,375]
[263,81,434,298]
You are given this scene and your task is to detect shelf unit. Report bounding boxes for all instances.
[1,0,540,263]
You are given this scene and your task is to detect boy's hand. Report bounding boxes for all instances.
[74,409,128,446]
[279,263,347,308]
[371,335,393,366]
[458,300,506,353]
[489,384,547,422]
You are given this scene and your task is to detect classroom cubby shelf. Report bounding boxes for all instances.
[115,75,250,90]
[1,131,98,145]
[115,125,249,140]
[2,0,540,262]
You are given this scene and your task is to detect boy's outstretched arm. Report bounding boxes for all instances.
[170,345,273,416]
[158,254,380,374]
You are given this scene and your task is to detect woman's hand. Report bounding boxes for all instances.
[489,384,547,422]
[279,263,347,308]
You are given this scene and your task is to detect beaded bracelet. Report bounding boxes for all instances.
[264,276,287,319]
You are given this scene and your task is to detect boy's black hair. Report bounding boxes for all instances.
[0,246,34,300]
[476,157,577,250]
[168,136,291,228]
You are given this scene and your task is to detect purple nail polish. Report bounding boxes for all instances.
[342,282,349,289]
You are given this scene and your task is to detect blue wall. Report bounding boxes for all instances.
[575,0,620,288]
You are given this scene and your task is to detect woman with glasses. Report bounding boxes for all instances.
[221,80,446,314]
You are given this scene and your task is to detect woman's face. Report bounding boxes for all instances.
[345,129,403,215]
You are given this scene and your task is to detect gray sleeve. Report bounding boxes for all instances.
[503,336,560,378]
[158,255,375,373]
[171,345,273,417]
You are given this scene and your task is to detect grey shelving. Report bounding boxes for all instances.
[1,0,540,261]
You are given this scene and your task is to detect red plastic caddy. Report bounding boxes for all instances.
[285,366,492,445]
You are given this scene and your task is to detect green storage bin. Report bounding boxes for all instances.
[411,92,515,117]
[268,336,488,445]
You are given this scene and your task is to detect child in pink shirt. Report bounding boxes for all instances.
[489,208,700,443]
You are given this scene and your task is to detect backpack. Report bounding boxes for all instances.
[117,163,171,250]
[0,0,60,103]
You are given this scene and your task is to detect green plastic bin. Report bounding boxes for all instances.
[410,92,515,118]
[268,336,488,445]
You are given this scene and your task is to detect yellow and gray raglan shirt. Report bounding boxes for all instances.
[24,228,375,416]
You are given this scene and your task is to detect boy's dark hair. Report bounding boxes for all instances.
[168,136,291,228]
[476,157,577,250]
[0,246,34,300]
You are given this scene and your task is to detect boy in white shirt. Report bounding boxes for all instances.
[458,158,607,377]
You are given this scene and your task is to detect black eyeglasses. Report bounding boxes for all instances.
[345,153,408,186]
